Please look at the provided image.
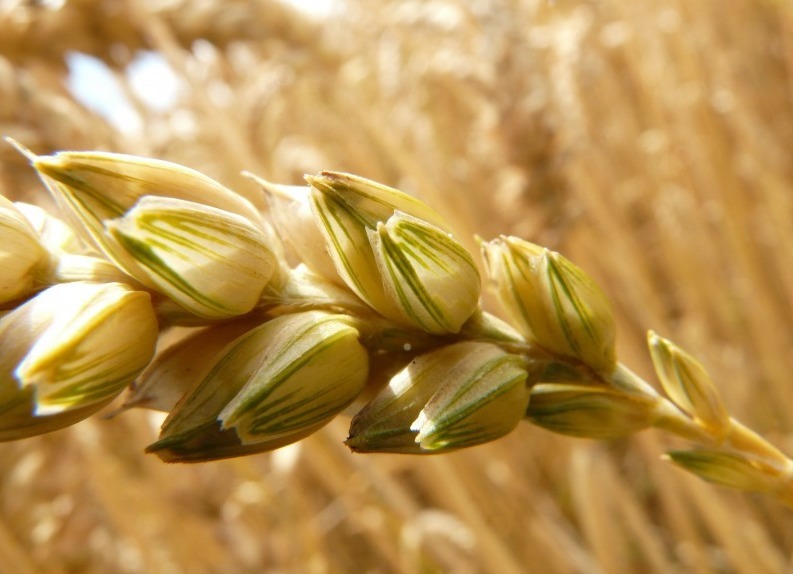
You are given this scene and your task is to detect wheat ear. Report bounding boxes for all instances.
[1,144,791,506]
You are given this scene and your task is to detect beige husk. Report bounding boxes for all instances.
[2,0,793,572]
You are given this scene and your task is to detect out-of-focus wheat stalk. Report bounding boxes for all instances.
[2,0,793,572]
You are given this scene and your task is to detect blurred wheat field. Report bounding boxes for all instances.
[2,0,793,572]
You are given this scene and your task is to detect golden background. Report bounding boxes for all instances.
[2,0,793,572]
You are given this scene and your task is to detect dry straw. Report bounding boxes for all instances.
[2,0,793,572]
